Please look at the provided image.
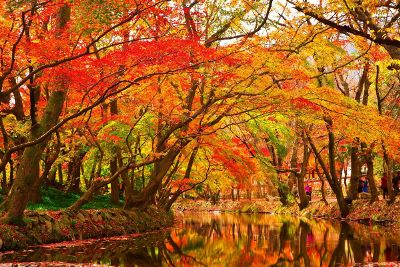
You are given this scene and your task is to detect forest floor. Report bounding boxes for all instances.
[0,187,122,211]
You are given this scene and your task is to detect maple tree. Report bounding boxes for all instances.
[0,0,399,225]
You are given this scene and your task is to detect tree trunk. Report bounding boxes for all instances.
[161,145,198,210]
[298,135,311,210]
[348,142,360,200]
[1,91,66,224]
[9,161,14,189]
[68,161,136,213]
[315,163,328,205]
[57,164,63,185]
[365,151,378,203]
[47,167,57,186]
[124,146,182,209]
[30,137,61,203]
[67,150,85,194]
[163,189,182,211]
[68,183,99,213]
[1,165,7,192]
[109,99,120,205]
[110,157,120,205]
[0,4,70,224]
[288,134,299,191]
[384,154,395,202]
[297,175,308,209]
[121,154,135,207]
[306,118,349,217]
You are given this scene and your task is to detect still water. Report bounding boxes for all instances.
[1,212,400,266]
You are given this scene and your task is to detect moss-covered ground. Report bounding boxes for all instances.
[14,187,123,211]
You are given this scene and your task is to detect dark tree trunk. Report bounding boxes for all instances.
[30,135,61,203]
[307,117,349,217]
[67,162,134,213]
[57,164,63,185]
[288,134,299,191]
[348,141,361,200]
[9,160,14,189]
[162,146,198,210]
[375,65,395,202]
[110,157,120,205]
[109,99,120,205]
[365,151,378,202]
[121,154,135,208]
[1,91,66,224]
[298,135,311,210]
[67,150,86,194]
[124,146,182,209]
[47,167,57,186]
[384,155,395,203]
[316,163,328,205]
[1,165,7,193]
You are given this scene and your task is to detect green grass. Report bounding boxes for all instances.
[27,187,122,211]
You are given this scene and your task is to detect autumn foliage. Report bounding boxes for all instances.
[0,0,398,223]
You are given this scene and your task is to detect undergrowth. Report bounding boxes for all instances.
[27,187,122,211]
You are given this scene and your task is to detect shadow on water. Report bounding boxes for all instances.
[2,212,400,266]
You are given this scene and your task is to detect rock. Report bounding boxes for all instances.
[45,220,53,232]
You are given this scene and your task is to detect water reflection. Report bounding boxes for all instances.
[1,213,400,266]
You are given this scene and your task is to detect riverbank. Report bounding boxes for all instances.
[0,207,173,251]
[303,198,400,224]
[173,198,296,214]
[174,198,400,225]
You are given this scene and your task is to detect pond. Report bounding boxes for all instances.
[1,212,400,266]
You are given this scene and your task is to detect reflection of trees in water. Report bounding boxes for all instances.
[6,214,400,266]
[328,222,387,266]
[297,221,311,267]
[270,220,311,267]
[113,247,163,267]
[317,227,330,267]
[184,218,278,245]
[164,235,207,266]
[185,218,222,240]
[0,232,169,266]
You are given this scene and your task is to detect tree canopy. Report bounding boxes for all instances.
[0,0,400,222]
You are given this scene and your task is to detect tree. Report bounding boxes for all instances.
[0,0,202,223]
